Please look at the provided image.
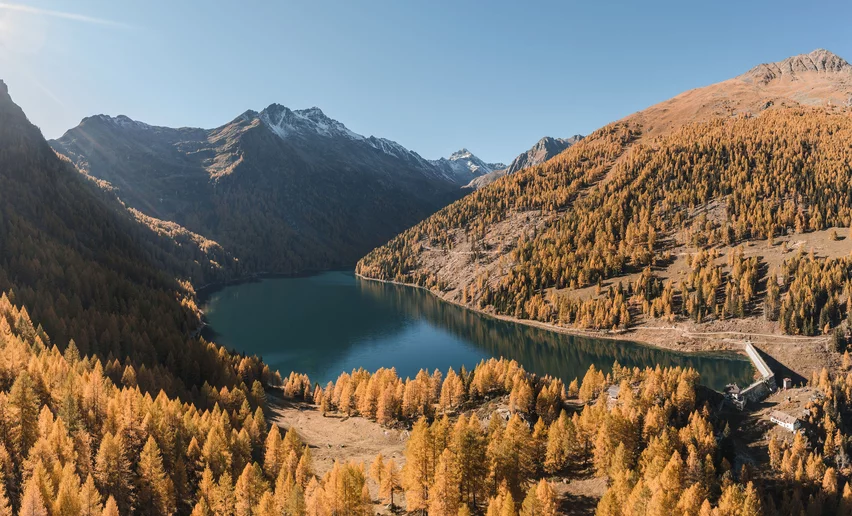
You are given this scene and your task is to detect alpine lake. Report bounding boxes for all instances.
[201,271,755,390]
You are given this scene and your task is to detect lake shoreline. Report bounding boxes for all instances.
[355,272,825,362]
[353,273,756,360]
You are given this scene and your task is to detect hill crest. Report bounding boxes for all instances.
[628,48,852,138]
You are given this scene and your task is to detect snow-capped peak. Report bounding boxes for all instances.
[429,149,505,184]
[87,114,152,131]
[449,148,475,161]
[448,148,505,170]
[251,104,501,186]
[258,104,365,141]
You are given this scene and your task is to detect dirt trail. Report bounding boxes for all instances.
[637,326,827,342]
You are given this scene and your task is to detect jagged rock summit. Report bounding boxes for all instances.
[465,135,584,190]
[258,104,366,141]
[429,148,505,185]
[740,49,852,85]
[628,48,852,138]
[506,135,583,174]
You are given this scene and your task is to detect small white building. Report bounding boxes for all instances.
[770,410,800,432]
[607,384,621,401]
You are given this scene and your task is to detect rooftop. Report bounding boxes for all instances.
[607,385,621,399]
[770,410,798,425]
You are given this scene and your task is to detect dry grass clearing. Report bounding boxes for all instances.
[269,391,604,515]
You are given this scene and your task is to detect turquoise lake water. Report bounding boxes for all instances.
[201,271,755,389]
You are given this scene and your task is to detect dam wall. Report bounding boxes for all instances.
[741,341,776,402]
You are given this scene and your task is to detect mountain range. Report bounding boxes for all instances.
[50,101,576,274]
[51,106,462,273]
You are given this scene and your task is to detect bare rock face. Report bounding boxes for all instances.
[506,135,583,174]
[740,49,852,85]
[465,135,583,190]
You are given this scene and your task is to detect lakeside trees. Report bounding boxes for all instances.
[300,358,567,428]
[381,361,751,515]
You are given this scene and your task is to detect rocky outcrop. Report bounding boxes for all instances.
[506,135,583,174]
[740,49,852,85]
[464,135,583,190]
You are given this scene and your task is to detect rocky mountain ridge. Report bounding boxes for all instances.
[50,104,483,273]
[464,134,584,190]
[739,48,852,85]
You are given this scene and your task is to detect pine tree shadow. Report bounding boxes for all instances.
[558,492,599,515]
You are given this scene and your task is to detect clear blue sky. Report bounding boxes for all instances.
[1,0,850,163]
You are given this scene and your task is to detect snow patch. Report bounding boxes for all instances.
[92,114,152,131]
[258,104,366,142]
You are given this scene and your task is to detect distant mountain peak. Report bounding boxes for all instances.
[505,134,583,175]
[257,104,364,141]
[449,148,473,160]
[466,134,583,190]
[429,148,504,184]
[83,114,152,131]
[740,48,852,85]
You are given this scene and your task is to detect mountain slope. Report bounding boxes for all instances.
[357,49,852,339]
[0,79,245,393]
[50,106,477,273]
[465,135,583,190]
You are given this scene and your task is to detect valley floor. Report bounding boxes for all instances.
[269,390,608,515]
[268,390,407,478]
